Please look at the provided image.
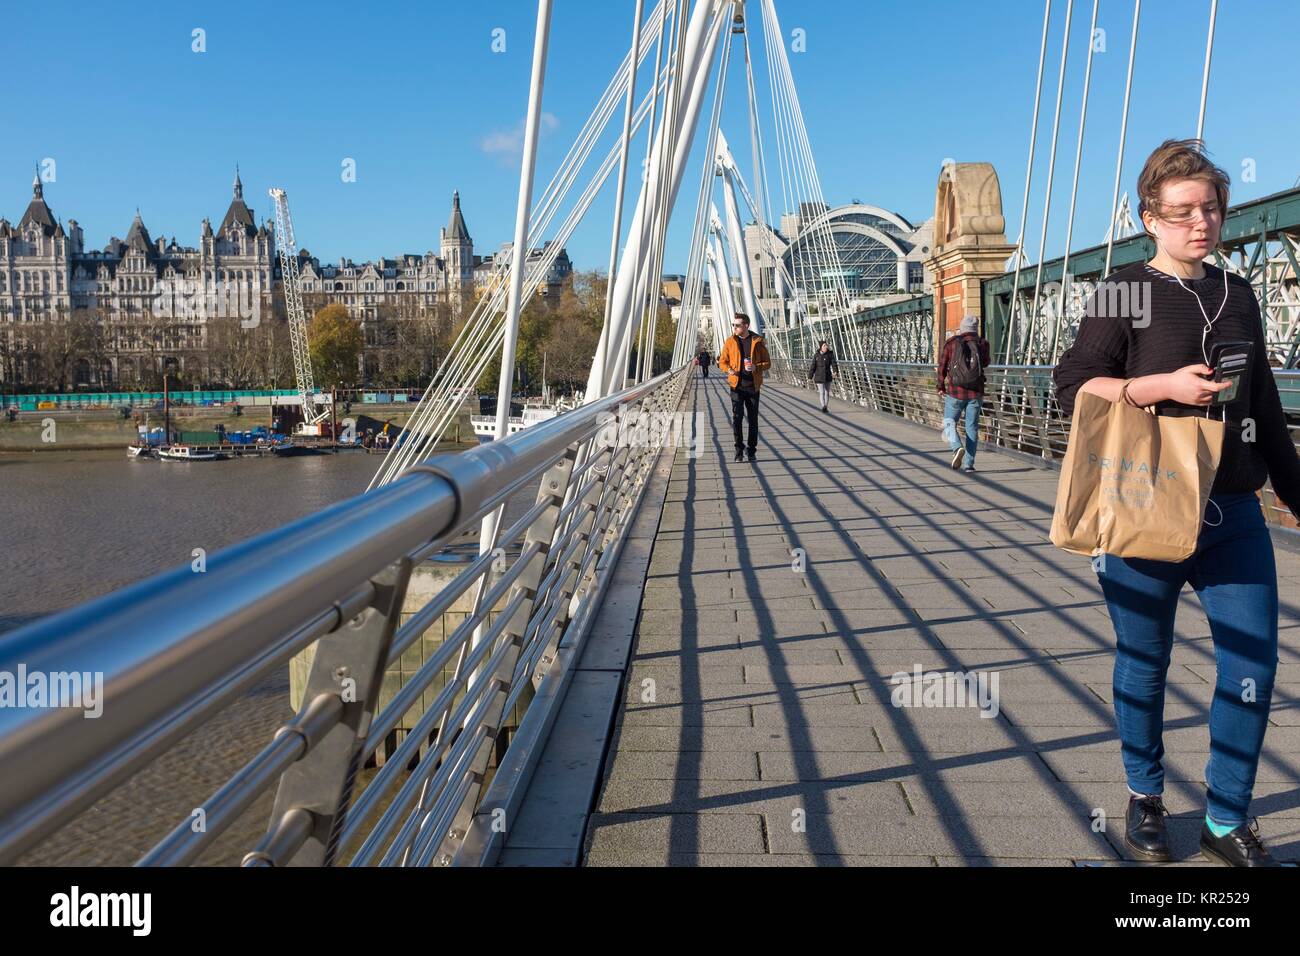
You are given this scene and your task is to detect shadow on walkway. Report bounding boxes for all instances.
[582,376,1300,866]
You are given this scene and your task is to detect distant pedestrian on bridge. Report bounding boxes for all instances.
[1054,137,1300,867]
[696,347,711,379]
[717,313,771,463]
[808,340,837,413]
[937,314,989,473]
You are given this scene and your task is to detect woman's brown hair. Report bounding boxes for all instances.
[1136,138,1230,222]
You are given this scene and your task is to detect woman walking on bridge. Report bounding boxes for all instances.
[808,340,838,413]
[1054,139,1300,867]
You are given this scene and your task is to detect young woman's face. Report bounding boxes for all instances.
[1145,177,1222,261]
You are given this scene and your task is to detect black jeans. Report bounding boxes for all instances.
[730,386,759,452]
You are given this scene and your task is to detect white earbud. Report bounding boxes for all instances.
[1150,224,1160,240]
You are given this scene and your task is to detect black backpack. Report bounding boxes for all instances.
[948,334,983,388]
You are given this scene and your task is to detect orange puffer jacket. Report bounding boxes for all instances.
[717,333,772,390]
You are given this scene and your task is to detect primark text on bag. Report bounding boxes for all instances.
[1049,390,1225,562]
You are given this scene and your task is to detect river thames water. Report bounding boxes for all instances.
[0,449,384,633]
[2,445,493,865]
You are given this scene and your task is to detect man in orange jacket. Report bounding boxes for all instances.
[716,313,772,462]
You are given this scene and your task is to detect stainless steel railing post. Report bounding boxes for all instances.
[1024,368,1051,459]
[557,403,636,660]
[253,558,414,866]
[863,363,880,411]
[429,435,580,866]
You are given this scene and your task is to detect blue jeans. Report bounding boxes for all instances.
[1097,492,1278,827]
[943,395,981,466]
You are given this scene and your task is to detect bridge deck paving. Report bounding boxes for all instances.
[582,375,1300,866]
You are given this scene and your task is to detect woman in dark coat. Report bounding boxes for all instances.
[807,340,837,413]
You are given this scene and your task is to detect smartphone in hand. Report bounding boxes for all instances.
[1207,340,1253,405]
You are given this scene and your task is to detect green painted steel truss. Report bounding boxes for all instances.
[766,294,935,366]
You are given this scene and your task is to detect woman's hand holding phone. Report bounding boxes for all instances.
[1162,364,1232,405]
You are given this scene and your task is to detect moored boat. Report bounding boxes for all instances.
[157,445,219,461]
[471,404,566,443]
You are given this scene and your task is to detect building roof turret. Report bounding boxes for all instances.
[219,165,257,236]
[125,209,155,255]
[19,170,57,236]
[445,191,471,244]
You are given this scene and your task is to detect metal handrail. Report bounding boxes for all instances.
[774,359,1300,528]
[0,365,693,866]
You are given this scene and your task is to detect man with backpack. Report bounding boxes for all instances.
[937,314,990,473]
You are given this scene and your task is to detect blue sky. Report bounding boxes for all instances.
[4,0,1297,274]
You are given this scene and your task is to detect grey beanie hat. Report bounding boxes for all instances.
[959,314,979,334]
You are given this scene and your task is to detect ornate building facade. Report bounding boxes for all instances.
[0,172,274,386]
[0,175,573,387]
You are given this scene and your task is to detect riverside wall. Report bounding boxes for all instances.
[0,403,474,451]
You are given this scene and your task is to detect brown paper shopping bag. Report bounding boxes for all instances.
[1050,390,1225,562]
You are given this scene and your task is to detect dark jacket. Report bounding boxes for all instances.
[808,349,837,384]
[696,349,710,367]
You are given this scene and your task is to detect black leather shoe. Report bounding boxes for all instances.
[734,450,744,462]
[1124,795,1172,862]
[746,449,756,463]
[1200,819,1280,867]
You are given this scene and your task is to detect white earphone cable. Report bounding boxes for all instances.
[1171,264,1229,421]
[1203,497,1223,527]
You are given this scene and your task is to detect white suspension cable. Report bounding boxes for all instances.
[763,0,814,351]
[1103,0,1141,280]
[676,39,732,370]
[621,0,688,388]
[1027,0,1074,366]
[626,0,686,390]
[590,0,729,399]
[372,55,676,487]
[589,0,704,397]
[1196,0,1217,140]
[1003,0,1052,364]
[466,0,552,771]
[602,0,648,330]
[637,0,690,383]
[767,0,864,362]
[762,0,857,361]
[371,22,675,487]
[1052,0,1099,362]
[740,17,796,351]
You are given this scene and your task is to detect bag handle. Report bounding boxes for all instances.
[1120,378,1158,417]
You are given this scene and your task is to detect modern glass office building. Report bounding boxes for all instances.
[744,201,933,327]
